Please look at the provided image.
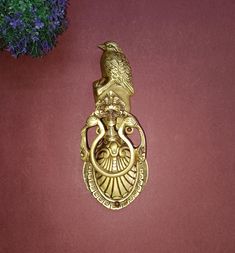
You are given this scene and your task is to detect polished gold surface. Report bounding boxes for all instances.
[80,41,148,210]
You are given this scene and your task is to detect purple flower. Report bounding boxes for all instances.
[42,41,51,53]
[35,18,44,29]
[6,43,18,58]
[10,18,23,29]
[31,34,39,42]
[4,16,11,22]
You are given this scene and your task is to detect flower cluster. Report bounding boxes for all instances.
[0,0,68,57]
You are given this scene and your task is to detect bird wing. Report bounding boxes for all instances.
[104,53,134,94]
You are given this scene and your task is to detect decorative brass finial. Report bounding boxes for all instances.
[80,41,148,210]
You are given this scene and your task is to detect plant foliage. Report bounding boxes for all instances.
[0,0,68,57]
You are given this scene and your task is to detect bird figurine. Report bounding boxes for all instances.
[94,41,134,99]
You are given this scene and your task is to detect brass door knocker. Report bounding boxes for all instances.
[80,41,148,210]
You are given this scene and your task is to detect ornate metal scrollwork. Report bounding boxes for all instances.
[80,41,148,210]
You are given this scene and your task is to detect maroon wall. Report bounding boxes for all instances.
[0,1,234,252]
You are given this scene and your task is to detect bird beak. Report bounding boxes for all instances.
[98,44,105,50]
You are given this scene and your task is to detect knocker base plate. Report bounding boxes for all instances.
[83,160,148,210]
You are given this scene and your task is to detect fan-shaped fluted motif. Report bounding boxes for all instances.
[94,141,138,201]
